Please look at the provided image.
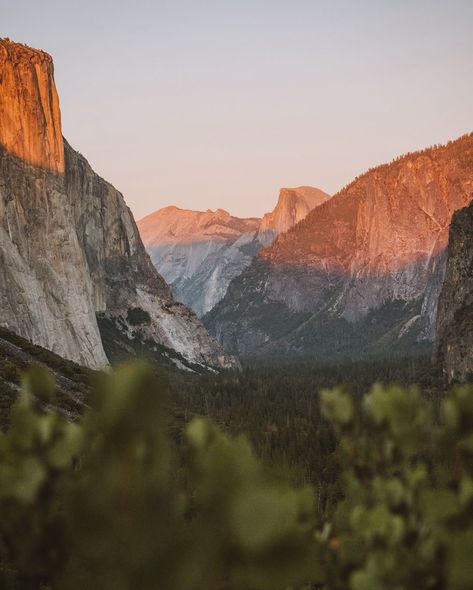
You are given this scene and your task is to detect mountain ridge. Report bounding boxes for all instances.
[205,133,473,360]
[138,186,330,316]
[139,206,260,246]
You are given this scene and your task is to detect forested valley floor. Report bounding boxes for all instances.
[170,355,446,515]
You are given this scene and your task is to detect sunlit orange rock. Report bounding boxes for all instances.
[261,140,473,273]
[205,134,473,358]
[258,186,329,246]
[0,39,64,172]
[139,206,260,247]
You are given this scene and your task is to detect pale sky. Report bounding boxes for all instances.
[2,0,472,219]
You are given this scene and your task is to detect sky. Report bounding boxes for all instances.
[2,0,472,219]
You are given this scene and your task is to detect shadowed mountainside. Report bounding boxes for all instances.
[0,39,236,371]
[436,198,473,381]
[205,134,473,361]
[138,187,329,316]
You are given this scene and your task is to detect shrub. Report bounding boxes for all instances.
[0,364,320,590]
[320,384,473,590]
[0,358,21,384]
[1,365,473,589]
[127,307,152,326]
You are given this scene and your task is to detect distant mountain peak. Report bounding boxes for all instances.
[138,206,260,246]
[138,186,330,316]
[204,133,473,360]
[258,186,330,245]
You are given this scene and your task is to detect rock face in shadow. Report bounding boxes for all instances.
[436,199,473,381]
[138,207,261,317]
[0,39,235,370]
[0,145,108,368]
[138,187,329,317]
[205,135,473,360]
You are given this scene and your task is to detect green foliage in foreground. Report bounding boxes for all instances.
[1,365,473,589]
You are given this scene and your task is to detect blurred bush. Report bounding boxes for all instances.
[0,364,473,589]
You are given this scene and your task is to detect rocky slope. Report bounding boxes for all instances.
[0,39,235,371]
[138,187,329,316]
[205,135,473,361]
[436,199,473,381]
[0,326,95,429]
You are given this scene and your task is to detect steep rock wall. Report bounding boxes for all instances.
[257,186,329,247]
[436,199,473,381]
[0,40,64,172]
[0,39,234,370]
[206,135,473,359]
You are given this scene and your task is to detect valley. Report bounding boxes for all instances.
[138,186,329,317]
[0,23,472,590]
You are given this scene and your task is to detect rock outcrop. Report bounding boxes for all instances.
[257,186,329,246]
[138,207,260,317]
[138,187,329,316]
[205,135,473,360]
[436,199,473,381]
[0,39,235,371]
[0,40,64,172]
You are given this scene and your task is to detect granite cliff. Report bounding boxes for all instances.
[0,39,235,371]
[205,135,473,360]
[138,187,329,316]
[436,199,473,381]
[257,186,329,246]
[0,40,63,172]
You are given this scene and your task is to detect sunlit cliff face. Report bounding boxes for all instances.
[138,187,330,249]
[259,138,473,275]
[258,186,329,236]
[0,37,236,370]
[0,39,64,172]
[138,206,261,247]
